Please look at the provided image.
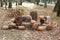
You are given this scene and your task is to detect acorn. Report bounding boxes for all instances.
[46,24,52,30]
[38,26,46,31]
[18,26,26,30]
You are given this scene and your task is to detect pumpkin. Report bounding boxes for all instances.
[38,26,46,31]
[51,21,57,25]
[30,20,36,24]
[46,24,52,30]
[51,21,58,27]
[32,23,38,29]
[2,25,9,30]
[9,22,16,26]
[39,15,44,19]
[18,26,26,30]
[9,22,16,29]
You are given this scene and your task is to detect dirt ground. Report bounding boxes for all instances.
[0,5,60,40]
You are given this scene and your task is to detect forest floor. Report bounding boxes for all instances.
[0,3,60,40]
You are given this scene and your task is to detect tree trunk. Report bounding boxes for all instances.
[16,1,18,6]
[44,0,47,8]
[57,7,60,17]
[20,0,22,5]
[8,0,12,8]
[1,0,3,7]
[35,0,40,5]
[5,0,7,9]
[54,0,60,16]
[53,0,60,12]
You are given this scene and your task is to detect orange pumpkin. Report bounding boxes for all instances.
[18,26,26,30]
[51,21,57,25]
[46,24,52,30]
[39,15,44,19]
[31,20,36,24]
[33,23,38,29]
[38,26,46,31]
[51,21,58,27]
[2,25,9,30]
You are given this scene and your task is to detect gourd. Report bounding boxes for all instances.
[39,15,44,19]
[39,15,45,25]
[30,20,36,24]
[38,26,46,31]
[46,24,52,30]
[32,23,38,29]
[51,21,58,27]
[51,21,57,25]
[18,26,26,30]
[2,25,9,30]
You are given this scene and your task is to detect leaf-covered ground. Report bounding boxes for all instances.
[0,4,60,40]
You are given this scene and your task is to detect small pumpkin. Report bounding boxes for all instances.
[18,26,26,30]
[51,21,57,25]
[9,22,16,26]
[39,15,44,19]
[2,25,9,30]
[30,20,36,24]
[51,21,58,27]
[33,23,38,29]
[46,24,52,30]
[38,26,46,31]
[9,22,16,28]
